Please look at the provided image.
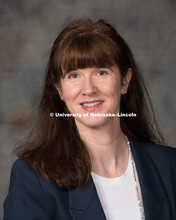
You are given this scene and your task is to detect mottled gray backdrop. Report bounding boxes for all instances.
[0,0,176,217]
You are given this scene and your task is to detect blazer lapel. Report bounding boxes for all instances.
[130,139,171,220]
[68,176,106,220]
[68,138,171,220]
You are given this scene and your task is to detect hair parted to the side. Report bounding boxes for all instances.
[17,18,164,190]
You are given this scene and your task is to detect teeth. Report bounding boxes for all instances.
[82,101,102,107]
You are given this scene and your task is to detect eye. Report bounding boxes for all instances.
[68,73,79,79]
[97,70,108,76]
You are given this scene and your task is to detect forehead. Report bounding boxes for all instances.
[58,34,118,77]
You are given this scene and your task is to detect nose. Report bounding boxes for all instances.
[81,77,97,96]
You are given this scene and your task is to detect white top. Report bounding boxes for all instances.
[91,155,144,220]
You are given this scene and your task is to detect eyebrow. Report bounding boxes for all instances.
[68,67,114,72]
[97,67,114,72]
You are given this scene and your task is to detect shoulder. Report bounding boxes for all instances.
[9,158,66,200]
[12,158,32,168]
[142,141,176,159]
[9,159,43,187]
[7,158,51,200]
[11,158,35,175]
[9,159,59,194]
[3,159,51,219]
[4,159,66,219]
[132,138,176,155]
[132,139,176,168]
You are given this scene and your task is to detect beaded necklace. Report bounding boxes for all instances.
[125,135,145,220]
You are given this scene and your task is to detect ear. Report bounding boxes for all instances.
[121,68,132,95]
[54,83,61,94]
[54,83,64,101]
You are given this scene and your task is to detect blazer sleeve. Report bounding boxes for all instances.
[3,159,51,220]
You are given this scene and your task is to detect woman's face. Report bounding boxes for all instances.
[57,67,132,129]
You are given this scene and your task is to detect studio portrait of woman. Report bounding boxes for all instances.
[3,18,176,220]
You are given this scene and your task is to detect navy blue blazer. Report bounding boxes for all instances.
[3,139,176,220]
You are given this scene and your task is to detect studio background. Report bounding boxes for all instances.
[0,0,176,217]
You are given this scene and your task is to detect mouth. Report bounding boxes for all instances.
[80,100,104,111]
[81,101,103,107]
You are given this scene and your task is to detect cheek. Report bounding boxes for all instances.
[61,83,80,100]
[100,79,121,97]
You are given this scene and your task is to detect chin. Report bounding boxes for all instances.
[75,116,113,129]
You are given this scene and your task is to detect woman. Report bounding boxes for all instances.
[3,19,176,220]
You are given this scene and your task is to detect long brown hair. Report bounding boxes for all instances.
[17,19,163,190]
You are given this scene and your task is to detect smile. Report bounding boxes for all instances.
[80,100,104,112]
[81,101,103,107]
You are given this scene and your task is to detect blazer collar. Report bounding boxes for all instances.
[68,176,106,220]
[68,138,171,220]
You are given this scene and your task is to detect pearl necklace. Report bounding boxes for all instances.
[125,135,145,220]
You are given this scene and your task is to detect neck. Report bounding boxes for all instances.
[76,120,129,178]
